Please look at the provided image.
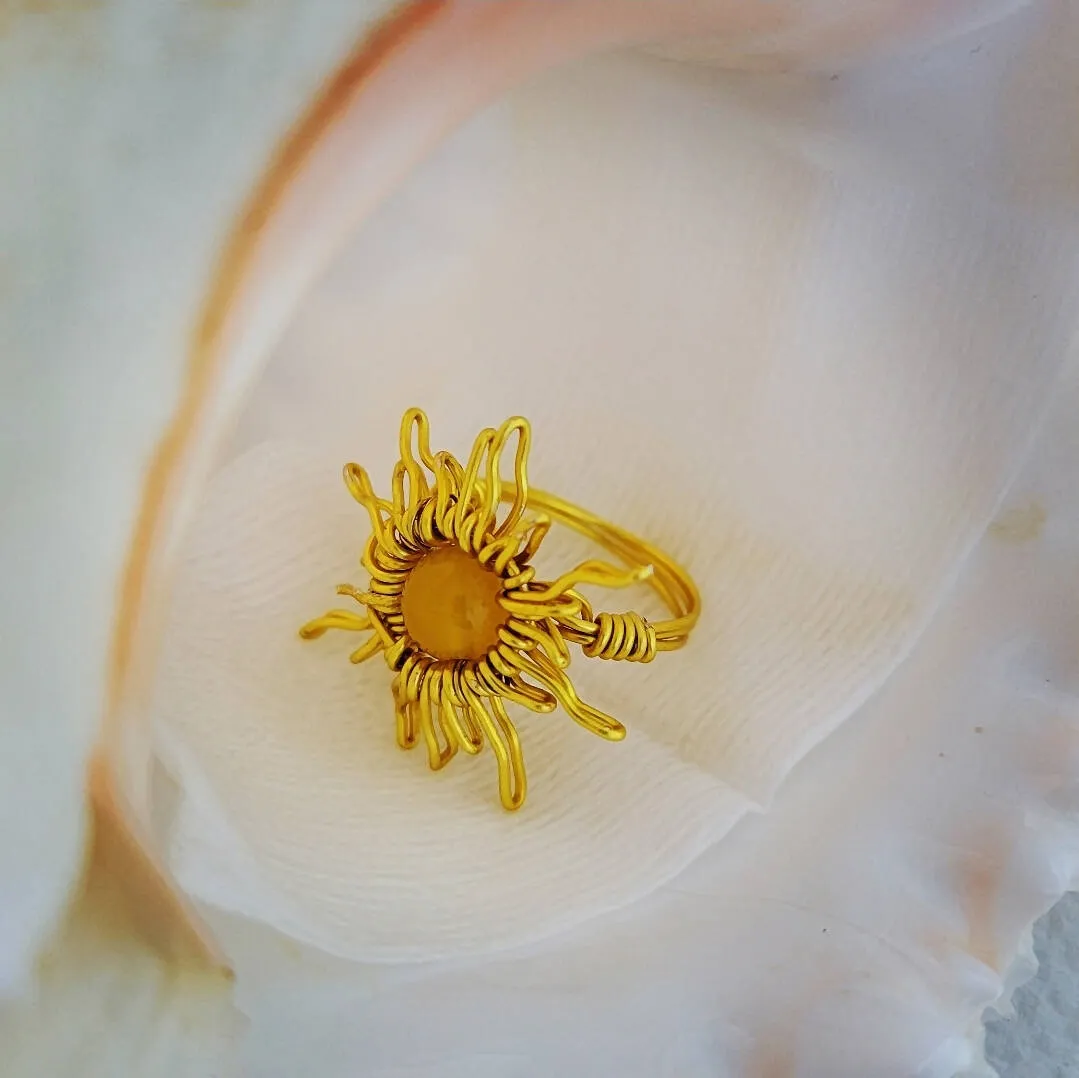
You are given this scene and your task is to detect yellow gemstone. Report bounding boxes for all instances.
[401,545,508,661]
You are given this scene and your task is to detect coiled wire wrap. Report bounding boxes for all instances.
[581,612,656,662]
[299,409,700,811]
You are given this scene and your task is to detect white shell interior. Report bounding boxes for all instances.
[172,324,1079,1078]
[3,0,1076,1071]
[148,13,1079,973]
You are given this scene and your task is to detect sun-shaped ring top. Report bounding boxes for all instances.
[299,408,699,810]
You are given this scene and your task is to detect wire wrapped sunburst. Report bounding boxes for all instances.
[300,409,698,810]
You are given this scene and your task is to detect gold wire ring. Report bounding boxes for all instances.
[299,409,700,811]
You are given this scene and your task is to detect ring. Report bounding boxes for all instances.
[299,409,700,810]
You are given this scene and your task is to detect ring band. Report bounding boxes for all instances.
[522,487,699,659]
[300,409,700,810]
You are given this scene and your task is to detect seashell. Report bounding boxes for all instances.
[2,1,1076,1074]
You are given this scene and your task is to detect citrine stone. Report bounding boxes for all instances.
[401,545,508,661]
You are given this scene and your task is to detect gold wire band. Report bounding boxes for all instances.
[522,486,699,653]
[299,409,699,811]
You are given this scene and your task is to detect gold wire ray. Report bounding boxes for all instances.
[543,618,572,667]
[392,678,418,749]
[503,617,570,670]
[475,660,558,713]
[433,450,462,528]
[343,463,394,548]
[477,532,520,573]
[418,676,455,770]
[504,559,654,606]
[348,635,384,665]
[439,673,482,755]
[455,427,497,538]
[497,594,581,619]
[299,408,699,810]
[517,515,550,565]
[390,460,410,519]
[297,609,371,639]
[353,591,399,614]
[465,690,526,810]
[488,695,526,808]
[486,416,530,540]
[398,408,437,509]
[514,651,626,741]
